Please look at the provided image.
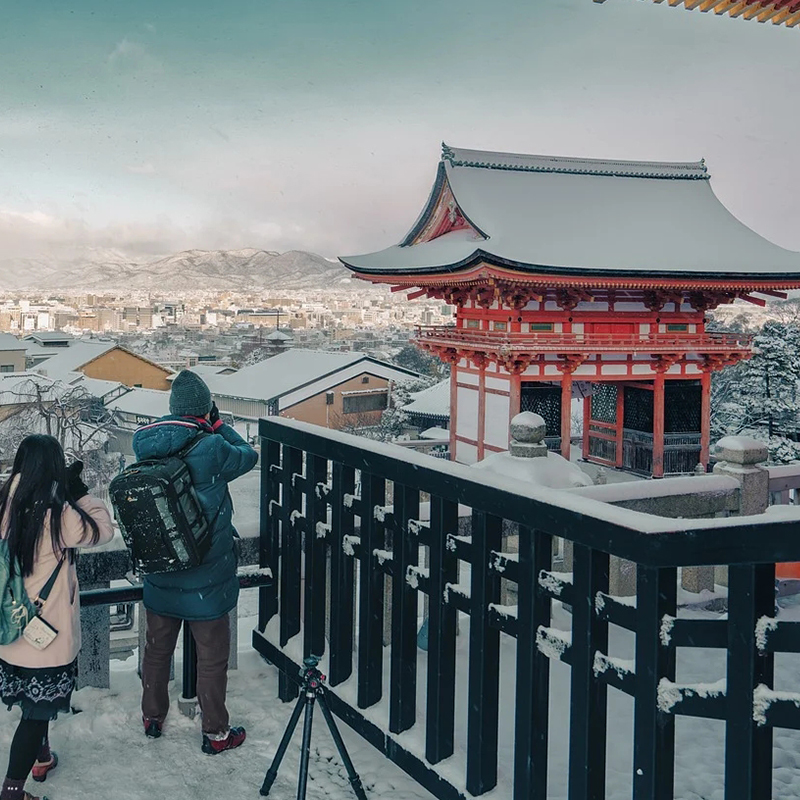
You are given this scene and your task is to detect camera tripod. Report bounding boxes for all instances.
[260,655,368,800]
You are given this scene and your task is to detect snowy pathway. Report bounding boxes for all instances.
[0,650,435,800]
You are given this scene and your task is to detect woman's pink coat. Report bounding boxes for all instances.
[0,495,115,668]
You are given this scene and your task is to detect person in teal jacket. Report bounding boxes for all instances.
[132,370,258,754]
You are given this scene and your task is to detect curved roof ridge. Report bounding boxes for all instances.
[441,143,709,180]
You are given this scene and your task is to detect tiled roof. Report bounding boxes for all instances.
[442,144,708,180]
[340,144,800,279]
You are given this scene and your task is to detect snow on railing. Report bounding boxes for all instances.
[536,625,572,661]
[657,678,727,714]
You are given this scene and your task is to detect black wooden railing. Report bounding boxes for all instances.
[254,416,800,800]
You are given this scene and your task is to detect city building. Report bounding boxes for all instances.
[33,340,173,390]
[0,333,28,373]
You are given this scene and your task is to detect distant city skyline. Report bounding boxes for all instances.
[2,0,800,264]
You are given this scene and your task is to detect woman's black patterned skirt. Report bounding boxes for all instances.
[0,658,77,720]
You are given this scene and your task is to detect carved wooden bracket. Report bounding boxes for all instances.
[652,353,682,373]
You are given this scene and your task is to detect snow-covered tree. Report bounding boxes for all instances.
[712,321,800,463]
[0,379,117,490]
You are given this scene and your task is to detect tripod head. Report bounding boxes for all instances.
[299,654,326,695]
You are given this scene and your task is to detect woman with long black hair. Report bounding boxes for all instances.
[0,435,114,800]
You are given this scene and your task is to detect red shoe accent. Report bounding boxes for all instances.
[202,726,246,754]
[143,717,163,738]
[31,751,58,782]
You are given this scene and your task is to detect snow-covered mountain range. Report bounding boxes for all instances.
[0,248,355,292]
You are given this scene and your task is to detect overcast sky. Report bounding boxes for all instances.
[2,0,800,263]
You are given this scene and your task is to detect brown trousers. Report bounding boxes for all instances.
[141,611,230,735]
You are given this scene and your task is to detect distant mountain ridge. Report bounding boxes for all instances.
[0,248,355,292]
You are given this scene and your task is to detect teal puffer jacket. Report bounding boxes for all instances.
[131,416,258,621]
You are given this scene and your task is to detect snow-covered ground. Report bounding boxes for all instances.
[0,592,435,800]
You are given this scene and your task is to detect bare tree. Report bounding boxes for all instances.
[0,378,117,491]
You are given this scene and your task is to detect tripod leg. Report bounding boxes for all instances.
[261,693,306,796]
[318,694,369,800]
[296,695,316,800]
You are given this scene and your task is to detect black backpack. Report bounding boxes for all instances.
[109,434,215,575]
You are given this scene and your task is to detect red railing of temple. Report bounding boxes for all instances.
[414,326,753,354]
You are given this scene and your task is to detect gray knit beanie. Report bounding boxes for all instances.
[170,370,212,417]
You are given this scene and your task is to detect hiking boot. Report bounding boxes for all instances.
[143,716,163,739]
[201,726,246,755]
[31,751,58,782]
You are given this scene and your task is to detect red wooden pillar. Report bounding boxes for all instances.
[509,373,522,448]
[561,371,573,461]
[615,383,625,469]
[449,358,459,462]
[652,372,666,478]
[582,386,591,460]
[700,369,712,471]
[477,359,487,461]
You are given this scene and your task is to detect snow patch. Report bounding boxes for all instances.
[755,616,778,653]
[289,509,304,526]
[343,493,359,509]
[593,652,635,680]
[407,519,429,536]
[536,626,571,660]
[443,580,470,604]
[373,548,393,565]
[447,534,471,552]
[660,615,675,646]
[489,603,518,620]
[315,521,331,539]
[405,565,429,589]
[657,678,726,714]
[236,565,273,578]
[342,535,360,556]
[539,570,572,598]
[753,684,800,726]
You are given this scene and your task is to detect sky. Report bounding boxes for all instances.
[2,0,800,264]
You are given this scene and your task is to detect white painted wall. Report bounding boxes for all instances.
[485,391,511,450]
[457,385,479,440]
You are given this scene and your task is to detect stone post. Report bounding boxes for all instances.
[78,581,110,690]
[711,436,770,587]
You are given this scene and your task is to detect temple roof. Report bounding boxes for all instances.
[595,0,800,29]
[340,144,800,282]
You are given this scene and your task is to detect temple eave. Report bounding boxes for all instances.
[350,267,800,293]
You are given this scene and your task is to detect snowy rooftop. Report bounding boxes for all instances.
[0,332,27,352]
[33,341,117,380]
[208,351,418,403]
[341,143,800,280]
[402,379,450,418]
[106,387,170,419]
[167,364,233,382]
[74,376,126,398]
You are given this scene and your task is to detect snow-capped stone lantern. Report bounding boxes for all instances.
[509,411,548,459]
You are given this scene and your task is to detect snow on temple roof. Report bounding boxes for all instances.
[341,144,800,280]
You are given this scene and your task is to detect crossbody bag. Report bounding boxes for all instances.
[22,553,67,651]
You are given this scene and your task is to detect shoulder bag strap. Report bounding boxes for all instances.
[32,551,68,610]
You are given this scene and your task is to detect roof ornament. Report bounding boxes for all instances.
[441,142,455,163]
[447,199,458,224]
